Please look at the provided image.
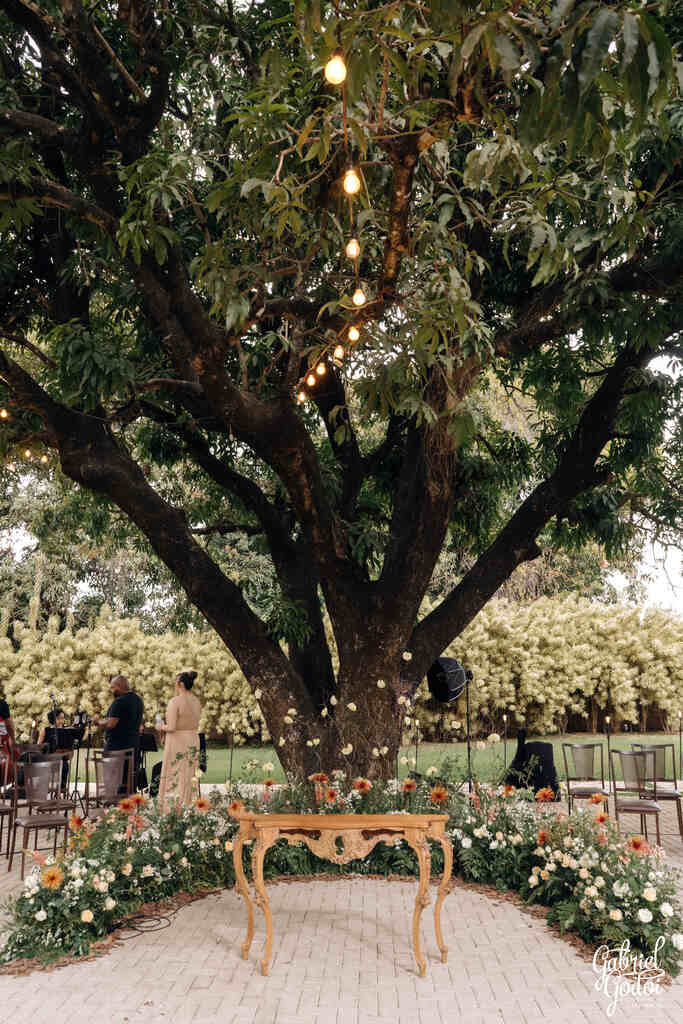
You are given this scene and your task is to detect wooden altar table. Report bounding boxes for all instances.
[229,811,453,977]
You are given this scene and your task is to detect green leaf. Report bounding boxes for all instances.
[494,34,521,73]
[550,0,576,31]
[578,10,619,95]
[621,12,639,73]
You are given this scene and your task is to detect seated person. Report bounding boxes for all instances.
[37,708,71,790]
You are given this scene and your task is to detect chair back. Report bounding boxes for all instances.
[23,760,62,804]
[0,754,11,802]
[631,743,674,783]
[103,747,135,796]
[562,743,604,784]
[613,749,656,797]
[92,753,126,803]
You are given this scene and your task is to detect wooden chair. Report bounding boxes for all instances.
[631,742,683,842]
[0,755,12,857]
[7,761,70,879]
[611,749,662,845]
[562,742,610,814]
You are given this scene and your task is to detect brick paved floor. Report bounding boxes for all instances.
[1,800,682,1024]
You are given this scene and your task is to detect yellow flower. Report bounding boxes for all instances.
[81,909,94,923]
[121,862,133,876]
[41,866,65,891]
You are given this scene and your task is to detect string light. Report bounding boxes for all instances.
[352,287,366,307]
[306,373,316,387]
[333,344,345,361]
[315,363,326,376]
[297,390,306,403]
[324,53,347,85]
[345,238,360,259]
[343,168,361,196]
[348,326,360,342]
[24,448,31,458]
[0,408,8,419]
[40,454,48,464]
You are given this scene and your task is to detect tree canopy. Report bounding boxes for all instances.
[0,0,681,776]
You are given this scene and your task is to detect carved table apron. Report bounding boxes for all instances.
[229,812,453,977]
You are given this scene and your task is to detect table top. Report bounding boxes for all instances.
[233,812,449,829]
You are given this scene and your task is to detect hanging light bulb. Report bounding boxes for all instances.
[24,448,31,458]
[297,390,306,404]
[348,325,360,342]
[345,237,360,260]
[324,53,347,85]
[333,344,345,361]
[306,373,316,387]
[343,168,361,196]
[0,408,8,419]
[352,287,366,307]
[40,454,48,464]
[315,363,326,376]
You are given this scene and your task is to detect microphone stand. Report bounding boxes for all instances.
[69,713,87,815]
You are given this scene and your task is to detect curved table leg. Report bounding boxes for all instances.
[252,828,277,976]
[232,832,254,960]
[434,835,453,963]
[406,830,431,978]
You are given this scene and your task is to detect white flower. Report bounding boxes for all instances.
[306,740,313,747]
[142,865,155,877]
[461,836,472,849]
[426,766,437,777]
[402,651,412,662]
[380,746,388,755]
[313,738,320,746]
[400,756,408,765]
[595,876,605,888]
[262,762,274,772]
[376,679,386,688]
[671,933,683,951]
[528,875,539,887]
[330,696,338,706]
[487,733,501,744]
[104,897,116,911]
[660,902,674,918]
[321,708,328,717]
[180,857,189,867]
[121,863,133,876]
[637,908,653,924]
[397,696,406,705]
[72,878,84,890]
[341,744,353,755]
[372,748,380,757]
[404,716,412,726]
[495,831,504,841]
[642,887,657,902]
[287,708,297,716]
[34,910,47,922]
[609,909,623,922]
[253,688,262,700]
[278,737,285,747]
[81,909,94,923]
[283,716,293,724]
[347,702,357,712]
[579,868,590,880]
[595,899,606,911]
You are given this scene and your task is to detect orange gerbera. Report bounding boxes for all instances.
[537,829,550,845]
[324,787,338,803]
[228,799,244,817]
[430,784,448,806]
[403,779,417,794]
[195,797,210,813]
[69,814,84,832]
[308,772,329,784]
[117,797,134,813]
[594,811,608,825]
[588,792,606,804]
[131,793,146,807]
[503,785,516,797]
[353,777,372,793]
[41,865,65,891]
[535,787,555,803]
[627,835,652,856]
[263,778,276,788]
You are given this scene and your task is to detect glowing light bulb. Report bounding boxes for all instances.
[40,454,48,464]
[297,390,306,404]
[0,408,8,419]
[343,168,361,195]
[24,449,31,458]
[324,54,347,85]
[352,287,366,307]
[345,237,360,259]
[306,373,316,387]
[348,326,360,342]
[315,363,326,376]
[333,344,345,361]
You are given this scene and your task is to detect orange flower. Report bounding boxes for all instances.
[69,814,84,832]
[131,793,146,807]
[594,811,608,825]
[324,787,338,804]
[31,851,47,866]
[430,784,448,806]
[195,797,210,813]
[588,792,605,805]
[535,787,555,803]
[308,772,329,784]
[117,797,134,813]
[403,779,417,794]
[263,778,276,788]
[627,835,651,856]
[353,778,372,793]
[228,799,244,817]
[503,785,515,797]
[596,831,608,845]
[41,865,65,891]
[537,829,550,846]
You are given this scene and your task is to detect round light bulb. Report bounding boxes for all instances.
[324,54,347,85]
[315,363,326,376]
[345,238,360,259]
[343,168,361,196]
[352,287,366,307]
[333,344,345,361]
[605,716,611,724]
[40,454,48,464]
[297,390,306,404]
[0,408,8,419]
[306,373,316,387]
[24,449,31,458]
[348,325,360,342]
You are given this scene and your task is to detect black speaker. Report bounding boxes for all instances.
[427,657,468,704]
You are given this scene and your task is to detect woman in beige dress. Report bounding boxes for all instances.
[157,670,202,811]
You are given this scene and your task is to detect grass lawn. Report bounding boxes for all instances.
[73,731,683,785]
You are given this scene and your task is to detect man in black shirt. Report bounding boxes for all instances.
[96,676,144,791]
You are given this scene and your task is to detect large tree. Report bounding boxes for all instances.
[0,0,681,776]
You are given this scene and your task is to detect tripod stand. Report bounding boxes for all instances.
[69,715,90,815]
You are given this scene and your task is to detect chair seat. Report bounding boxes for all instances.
[14,814,70,828]
[615,799,661,813]
[651,784,682,798]
[32,800,76,812]
[568,783,609,796]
